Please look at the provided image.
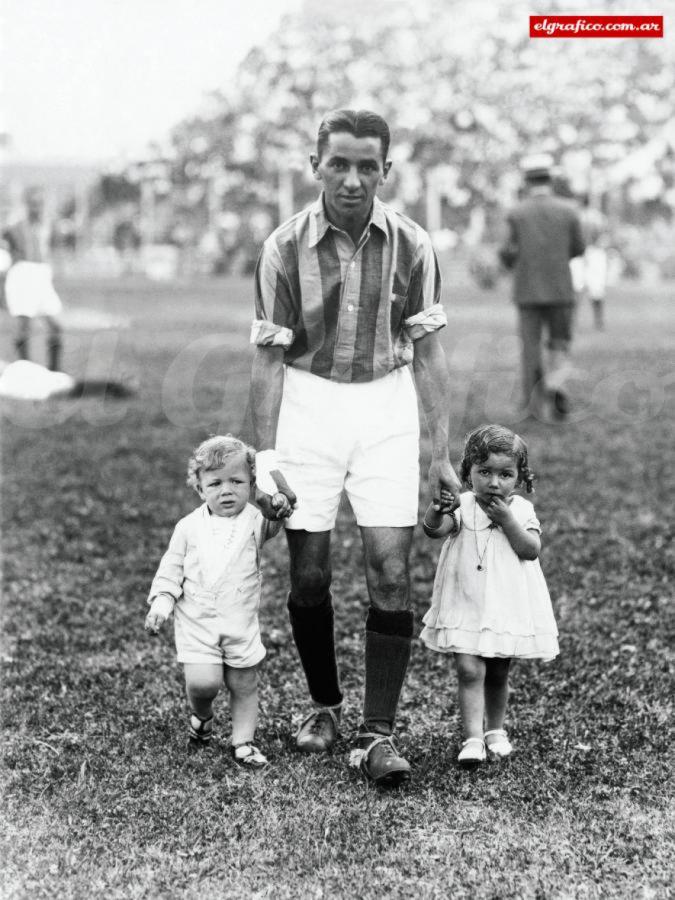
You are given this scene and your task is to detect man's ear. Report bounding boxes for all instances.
[310,153,322,181]
[379,160,392,185]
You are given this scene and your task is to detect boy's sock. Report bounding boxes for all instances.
[287,593,343,708]
[188,713,213,748]
[362,606,413,736]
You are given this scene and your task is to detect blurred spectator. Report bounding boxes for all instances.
[112,211,142,274]
[499,154,585,420]
[570,195,610,330]
[2,187,64,370]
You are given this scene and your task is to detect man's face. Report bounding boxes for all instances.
[310,132,391,229]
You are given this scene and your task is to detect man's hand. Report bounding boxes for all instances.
[255,470,298,521]
[428,458,462,514]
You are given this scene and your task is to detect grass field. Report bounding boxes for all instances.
[1,274,673,899]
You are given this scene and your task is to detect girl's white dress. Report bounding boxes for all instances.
[420,492,559,660]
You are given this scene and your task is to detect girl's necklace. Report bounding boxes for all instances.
[473,502,497,571]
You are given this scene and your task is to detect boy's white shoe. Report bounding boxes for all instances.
[457,738,486,766]
[484,728,513,757]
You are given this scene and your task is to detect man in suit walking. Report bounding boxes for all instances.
[499,154,585,419]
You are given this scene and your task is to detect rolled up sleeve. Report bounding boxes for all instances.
[250,319,294,348]
[404,302,448,340]
[251,239,297,348]
[402,234,446,341]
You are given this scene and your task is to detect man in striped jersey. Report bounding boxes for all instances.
[249,109,461,785]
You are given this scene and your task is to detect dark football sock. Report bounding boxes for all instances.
[14,337,29,360]
[287,593,342,707]
[47,336,62,372]
[362,606,413,736]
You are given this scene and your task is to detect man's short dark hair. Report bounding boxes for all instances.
[525,171,552,187]
[316,109,390,162]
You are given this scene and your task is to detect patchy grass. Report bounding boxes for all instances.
[1,276,673,899]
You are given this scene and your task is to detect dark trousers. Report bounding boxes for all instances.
[517,303,574,411]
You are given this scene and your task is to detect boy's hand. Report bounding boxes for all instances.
[144,610,167,635]
[271,491,293,519]
[144,594,174,635]
[255,470,297,520]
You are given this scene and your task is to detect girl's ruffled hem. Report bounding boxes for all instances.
[419,625,559,660]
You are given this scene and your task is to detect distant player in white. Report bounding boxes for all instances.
[2,187,63,370]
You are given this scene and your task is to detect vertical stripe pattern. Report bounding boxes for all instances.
[252,196,446,383]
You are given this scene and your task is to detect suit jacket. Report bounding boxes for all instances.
[499,192,585,306]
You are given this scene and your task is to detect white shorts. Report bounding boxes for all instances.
[570,248,607,299]
[276,366,420,531]
[585,246,607,300]
[5,262,63,318]
[174,594,266,669]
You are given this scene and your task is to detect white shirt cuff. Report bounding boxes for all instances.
[255,449,280,495]
[404,303,447,340]
[250,319,294,348]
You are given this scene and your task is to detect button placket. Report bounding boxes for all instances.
[334,243,361,359]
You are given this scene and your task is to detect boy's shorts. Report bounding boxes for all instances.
[174,591,266,668]
[276,365,420,532]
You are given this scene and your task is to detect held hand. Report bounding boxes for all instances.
[428,458,462,514]
[432,487,457,515]
[255,469,298,521]
[271,491,293,518]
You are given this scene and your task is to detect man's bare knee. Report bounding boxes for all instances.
[367,555,410,608]
[289,562,332,606]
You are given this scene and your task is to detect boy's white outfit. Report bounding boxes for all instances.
[148,502,275,668]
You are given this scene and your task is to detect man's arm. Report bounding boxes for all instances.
[498,217,518,270]
[250,345,285,451]
[412,331,461,509]
[249,345,297,517]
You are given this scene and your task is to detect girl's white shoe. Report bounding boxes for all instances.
[457,737,486,766]
[484,728,513,757]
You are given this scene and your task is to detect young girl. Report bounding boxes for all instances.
[420,424,559,766]
[144,435,290,768]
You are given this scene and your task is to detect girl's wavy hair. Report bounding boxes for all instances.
[459,424,535,493]
[186,434,256,493]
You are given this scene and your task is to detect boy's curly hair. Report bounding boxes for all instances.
[186,434,256,493]
[459,424,535,493]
